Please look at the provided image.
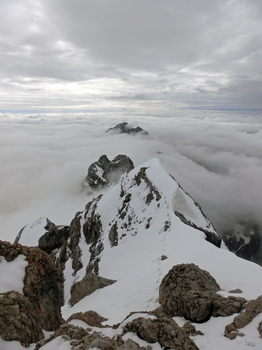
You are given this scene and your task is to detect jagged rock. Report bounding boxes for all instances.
[67,310,108,327]
[123,316,199,349]
[0,290,44,346]
[222,219,261,261]
[106,122,148,135]
[85,154,134,188]
[0,240,63,331]
[69,273,116,306]
[38,224,70,255]
[225,295,262,339]
[159,263,220,322]
[35,323,148,350]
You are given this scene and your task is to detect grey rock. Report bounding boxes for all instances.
[106,122,148,135]
[85,154,134,188]
[222,218,260,261]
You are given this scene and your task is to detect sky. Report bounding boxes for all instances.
[0,0,262,114]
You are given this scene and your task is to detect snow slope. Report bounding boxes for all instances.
[2,158,262,349]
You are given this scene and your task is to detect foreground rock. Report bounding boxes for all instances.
[0,241,64,332]
[123,316,199,350]
[106,122,148,135]
[225,295,262,339]
[159,263,245,322]
[85,154,134,188]
[0,290,44,346]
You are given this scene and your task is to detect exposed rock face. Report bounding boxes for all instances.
[0,290,44,346]
[0,240,63,331]
[222,219,261,261]
[85,154,134,188]
[123,316,199,350]
[106,122,148,135]
[69,273,116,306]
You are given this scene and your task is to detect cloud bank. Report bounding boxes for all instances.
[0,0,262,113]
[0,112,261,244]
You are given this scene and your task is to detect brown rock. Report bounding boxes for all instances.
[0,290,44,346]
[159,263,220,322]
[123,316,199,350]
[0,240,64,331]
[212,294,245,317]
[69,272,116,306]
[225,295,262,339]
[67,310,108,327]
[183,322,204,336]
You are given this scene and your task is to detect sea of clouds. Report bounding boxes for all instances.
[0,111,261,243]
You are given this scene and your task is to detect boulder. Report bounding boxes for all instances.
[0,240,64,331]
[0,290,44,346]
[159,263,220,322]
[85,154,134,188]
[106,122,148,135]
[123,316,199,349]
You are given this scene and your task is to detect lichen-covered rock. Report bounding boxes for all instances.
[85,154,134,188]
[0,290,44,346]
[159,263,220,322]
[123,316,199,350]
[0,240,64,331]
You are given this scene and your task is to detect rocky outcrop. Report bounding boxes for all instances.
[0,290,44,346]
[0,240,63,331]
[69,273,116,306]
[85,154,134,188]
[35,323,149,350]
[67,310,108,327]
[222,219,261,261]
[225,295,262,339]
[123,316,199,349]
[158,263,246,323]
[106,122,148,135]
[159,263,220,322]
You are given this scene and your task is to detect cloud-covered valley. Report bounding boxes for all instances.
[0,112,261,245]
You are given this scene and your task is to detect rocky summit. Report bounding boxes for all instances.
[2,158,262,349]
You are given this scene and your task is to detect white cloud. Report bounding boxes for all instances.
[0,112,261,244]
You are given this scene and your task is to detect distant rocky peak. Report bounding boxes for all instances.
[106,122,148,135]
[84,154,134,189]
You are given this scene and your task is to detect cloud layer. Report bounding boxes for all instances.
[0,112,261,243]
[0,0,262,113]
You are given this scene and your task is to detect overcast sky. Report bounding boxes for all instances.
[0,0,262,114]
